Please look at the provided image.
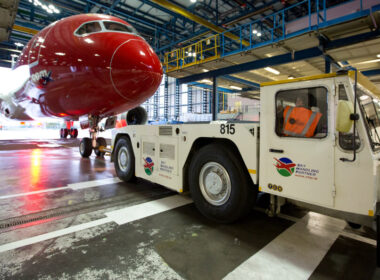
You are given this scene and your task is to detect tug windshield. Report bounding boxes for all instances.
[358,86,380,150]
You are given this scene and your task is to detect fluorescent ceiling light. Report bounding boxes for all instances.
[257,32,262,37]
[230,86,242,90]
[288,76,294,79]
[377,54,380,58]
[202,69,209,72]
[201,79,211,83]
[15,42,24,47]
[359,95,369,101]
[264,67,280,75]
[55,52,66,56]
[357,58,380,64]
[252,29,258,34]
[190,0,197,3]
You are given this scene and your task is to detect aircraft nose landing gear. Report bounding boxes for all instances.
[79,116,109,158]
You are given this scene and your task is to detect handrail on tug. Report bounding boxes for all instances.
[163,0,379,73]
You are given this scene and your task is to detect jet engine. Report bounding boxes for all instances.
[126,106,147,125]
[0,99,32,120]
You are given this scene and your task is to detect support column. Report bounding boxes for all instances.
[212,76,217,121]
[325,57,331,73]
[203,89,208,114]
[175,80,180,120]
[209,90,212,113]
[188,85,193,113]
[153,90,159,120]
[164,74,169,120]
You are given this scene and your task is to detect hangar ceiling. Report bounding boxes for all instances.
[0,0,379,93]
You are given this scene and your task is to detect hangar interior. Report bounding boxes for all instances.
[1,0,380,279]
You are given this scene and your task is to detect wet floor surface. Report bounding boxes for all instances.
[0,139,379,279]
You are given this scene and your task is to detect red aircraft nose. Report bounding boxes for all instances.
[110,39,163,108]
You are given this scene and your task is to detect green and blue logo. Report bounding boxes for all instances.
[143,157,154,175]
[274,157,296,177]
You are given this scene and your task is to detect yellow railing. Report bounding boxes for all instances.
[164,34,220,73]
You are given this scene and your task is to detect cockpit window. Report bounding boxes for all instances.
[76,22,102,36]
[103,21,138,35]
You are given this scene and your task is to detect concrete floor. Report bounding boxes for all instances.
[0,138,379,279]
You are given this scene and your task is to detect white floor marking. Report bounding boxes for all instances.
[0,177,122,200]
[340,231,377,246]
[105,195,193,225]
[0,195,192,253]
[224,212,347,280]
[0,217,113,253]
[69,177,122,190]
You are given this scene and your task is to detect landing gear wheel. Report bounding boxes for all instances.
[189,143,257,223]
[60,128,68,138]
[70,128,78,139]
[94,137,107,157]
[79,137,92,158]
[114,137,135,182]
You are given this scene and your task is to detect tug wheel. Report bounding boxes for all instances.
[189,143,257,223]
[114,137,135,182]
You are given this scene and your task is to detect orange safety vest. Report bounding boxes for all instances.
[282,106,322,137]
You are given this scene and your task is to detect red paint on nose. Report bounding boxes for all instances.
[110,39,163,109]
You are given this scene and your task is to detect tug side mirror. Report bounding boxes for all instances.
[336,100,356,133]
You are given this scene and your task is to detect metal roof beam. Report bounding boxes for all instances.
[362,69,380,76]
[157,0,277,53]
[148,0,249,46]
[178,47,323,84]
[105,0,121,14]
[114,1,170,27]
[83,0,179,36]
[223,75,260,88]
[178,29,380,84]
[188,82,235,93]
[139,0,193,24]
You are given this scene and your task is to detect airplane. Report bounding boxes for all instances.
[0,13,163,157]
[273,158,296,174]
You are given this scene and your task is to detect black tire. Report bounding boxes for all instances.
[70,128,78,139]
[94,137,107,157]
[189,143,257,223]
[79,137,92,158]
[114,137,135,182]
[62,128,68,138]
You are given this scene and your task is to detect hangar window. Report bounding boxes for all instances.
[275,87,328,138]
[75,22,102,36]
[103,21,138,35]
